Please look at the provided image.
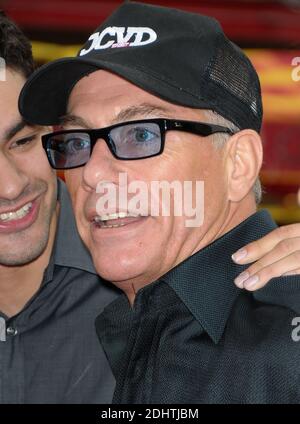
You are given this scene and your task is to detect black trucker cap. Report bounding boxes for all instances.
[19,1,263,132]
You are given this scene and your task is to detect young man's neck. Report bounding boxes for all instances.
[0,205,59,318]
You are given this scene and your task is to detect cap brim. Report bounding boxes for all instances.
[19,56,209,125]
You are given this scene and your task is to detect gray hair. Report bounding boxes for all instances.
[203,110,262,204]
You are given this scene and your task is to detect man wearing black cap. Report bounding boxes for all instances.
[19,2,300,403]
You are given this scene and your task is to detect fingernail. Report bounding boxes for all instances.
[234,271,250,288]
[232,248,248,263]
[244,275,259,290]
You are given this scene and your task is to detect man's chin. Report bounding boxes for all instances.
[92,256,147,285]
[95,268,139,285]
[0,234,48,266]
[0,226,50,266]
[0,243,47,266]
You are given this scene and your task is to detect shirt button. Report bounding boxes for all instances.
[6,326,18,336]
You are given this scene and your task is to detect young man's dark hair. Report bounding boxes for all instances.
[0,10,34,77]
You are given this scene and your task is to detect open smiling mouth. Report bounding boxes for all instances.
[0,198,41,233]
[92,212,146,229]
[0,202,33,222]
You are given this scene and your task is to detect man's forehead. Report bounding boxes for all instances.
[67,70,206,126]
[68,69,171,109]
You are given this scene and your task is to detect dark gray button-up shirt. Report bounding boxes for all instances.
[0,179,120,404]
[97,210,300,404]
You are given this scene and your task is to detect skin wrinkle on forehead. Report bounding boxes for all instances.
[59,103,175,129]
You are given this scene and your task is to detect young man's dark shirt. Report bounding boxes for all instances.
[0,179,120,404]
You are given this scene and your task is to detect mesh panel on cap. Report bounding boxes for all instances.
[206,36,262,131]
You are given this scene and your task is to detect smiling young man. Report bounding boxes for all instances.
[18,2,300,403]
[0,12,119,404]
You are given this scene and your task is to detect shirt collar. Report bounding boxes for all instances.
[50,178,96,275]
[162,209,277,344]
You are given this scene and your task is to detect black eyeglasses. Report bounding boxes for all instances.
[41,118,234,170]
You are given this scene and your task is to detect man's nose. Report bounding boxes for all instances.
[82,138,124,191]
[0,153,30,200]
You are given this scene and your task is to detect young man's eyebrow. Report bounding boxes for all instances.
[4,120,27,141]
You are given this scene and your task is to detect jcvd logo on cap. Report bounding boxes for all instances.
[79,26,158,56]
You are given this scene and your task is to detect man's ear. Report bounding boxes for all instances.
[225,130,263,202]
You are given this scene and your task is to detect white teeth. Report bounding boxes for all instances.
[94,212,138,222]
[92,212,141,228]
[116,212,127,219]
[0,202,33,222]
[104,223,126,228]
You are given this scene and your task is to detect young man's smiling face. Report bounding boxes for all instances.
[64,70,234,294]
[0,69,57,266]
